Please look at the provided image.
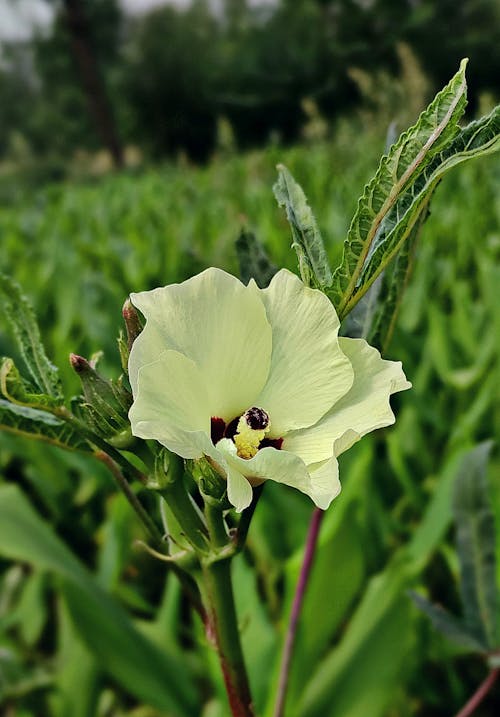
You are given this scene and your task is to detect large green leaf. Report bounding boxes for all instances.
[329,59,476,317]
[273,164,333,289]
[0,274,63,398]
[0,398,92,453]
[0,357,60,410]
[366,193,431,353]
[296,556,416,717]
[409,592,487,653]
[452,442,498,649]
[346,105,500,315]
[235,229,277,288]
[0,484,197,716]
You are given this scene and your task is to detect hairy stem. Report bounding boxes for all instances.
[159,477,208,553]
[274,507,325,717]
[95,451,162,544]
[57,406,147,483]
[453,667,499,717]
[202,557,255,717]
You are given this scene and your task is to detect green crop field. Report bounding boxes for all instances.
[1,119,499,717]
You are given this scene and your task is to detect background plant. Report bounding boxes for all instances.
[0,57,499,716]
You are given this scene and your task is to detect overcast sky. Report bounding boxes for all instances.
[0,0,276,42]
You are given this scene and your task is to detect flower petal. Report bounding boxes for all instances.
[226,465,253,513]
[216,437,313,505]
[283,338,411,465]
[129,349,213,459]
[255,270,354,435]
[129,268,272,421]
[307,457,341,510]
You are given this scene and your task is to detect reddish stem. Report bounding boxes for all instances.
[453,668,499,717]
[274,507,324,717]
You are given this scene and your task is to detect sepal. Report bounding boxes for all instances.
[70,353,133,445]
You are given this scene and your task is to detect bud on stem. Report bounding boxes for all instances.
[69,353,133,445]
[122,298,142,352]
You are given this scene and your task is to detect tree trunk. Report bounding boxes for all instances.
[63,0,124,168]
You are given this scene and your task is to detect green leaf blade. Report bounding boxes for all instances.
[0,274,63,399]
[0,399,92,453]
[236,229,278,288]
[0,484,198,716]
[330,58,469,316]
[409,591,488,653]
[1,357,60,410]
[273,164,333,289]
[355,105,500,301]
[452,441,498,649]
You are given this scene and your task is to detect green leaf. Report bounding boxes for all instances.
[330,59,469,316]
[235,229,278,288]
[50,599,100,717]
[349,105,500,314]
[0,357,60,410]
[409,591,487,652]
[0,273,63,399]
[273,164,333,289]
[366,193,431,353]
[0,484,197,716]
[0,398,92,453]
[452,441,498,649]
[296,556,417,717]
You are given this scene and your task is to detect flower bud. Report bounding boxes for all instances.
[69,353,133,446]
[190,458,230,508]
[122,298,142,352]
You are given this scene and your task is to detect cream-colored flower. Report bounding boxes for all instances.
[128,268,411,512]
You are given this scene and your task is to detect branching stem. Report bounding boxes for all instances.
[453,667,499,717]
[202,556,255,717]
[95,450,162,544]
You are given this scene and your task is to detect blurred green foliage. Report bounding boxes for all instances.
[0,0,499,167]
[0,110,499,716]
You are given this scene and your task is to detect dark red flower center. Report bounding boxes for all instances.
[210,412,282,453]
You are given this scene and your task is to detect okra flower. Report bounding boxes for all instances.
[128,268,410,512]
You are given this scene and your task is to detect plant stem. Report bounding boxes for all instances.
[95,450,162,545]
[159,477,208,553]
[57,406,148,483]
[235,484,264,552]
[202,556,255,717]
[453,667,499,717]
[273,507,325,717]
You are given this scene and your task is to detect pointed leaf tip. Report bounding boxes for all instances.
[453,441,498,649]
[273,165,333,289]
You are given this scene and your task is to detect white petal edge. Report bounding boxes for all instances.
[129,268,272,421]
[307,456,342,510]
[226,465,253,513]
[255,270,354,436]
[283,338,411,466]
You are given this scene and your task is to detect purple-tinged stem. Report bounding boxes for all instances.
[273,507,325,717]
[453,668,499,717]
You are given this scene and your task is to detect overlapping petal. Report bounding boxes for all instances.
[129,349,214,459]
[128,266,411,513]
[129,268,272,421]
[307,457,342,510]
[283,338,411,465]
[255,270,354,436]
[216,437,313,511]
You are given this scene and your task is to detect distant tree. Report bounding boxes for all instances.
[30,0,124,163]
[61,0,123,166]
[124,0,219,161]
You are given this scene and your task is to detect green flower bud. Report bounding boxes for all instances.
[189,457,230,508]
[122,298,142,352]
[69,353,133,445]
